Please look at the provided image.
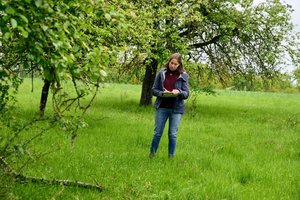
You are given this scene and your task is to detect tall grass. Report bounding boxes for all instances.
[10,79,300,199]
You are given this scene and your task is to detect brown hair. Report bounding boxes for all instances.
[164,53,185,74]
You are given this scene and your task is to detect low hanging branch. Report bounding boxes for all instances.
[190,34,222,49]
[44,76,103,146]
[0,78,104,193]
[0,157,103,192]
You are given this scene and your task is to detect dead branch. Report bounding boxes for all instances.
[0,157,103,192]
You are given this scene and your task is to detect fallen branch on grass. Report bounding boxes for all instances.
[0,157,102,192]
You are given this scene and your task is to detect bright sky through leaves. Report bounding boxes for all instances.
[254,0,300,31]
[253,0,300,73]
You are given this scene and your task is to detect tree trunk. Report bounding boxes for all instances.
[39,79,51,117]
[139,58,158,106]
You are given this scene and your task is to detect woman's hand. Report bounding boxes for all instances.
[163,88,170,93]
[162,88,179,97]
[172,89,180,95]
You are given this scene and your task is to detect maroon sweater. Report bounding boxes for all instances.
[160,69,180,108]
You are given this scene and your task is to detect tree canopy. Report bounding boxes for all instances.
[138,0,299,102]
[0,0,131,114]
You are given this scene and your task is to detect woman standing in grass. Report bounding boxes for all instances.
[149,53,189,158]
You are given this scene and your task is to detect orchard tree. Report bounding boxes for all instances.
[0,0,130,191]
[132,0,300,105]
[136,0,190,105]
[186,0,300,88]
[0,0,129,117]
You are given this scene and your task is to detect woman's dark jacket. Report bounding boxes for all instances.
[152,68,189,114]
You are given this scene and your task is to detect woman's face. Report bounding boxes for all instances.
[168,58,179,71]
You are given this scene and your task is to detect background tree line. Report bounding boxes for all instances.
[107,61,299,92]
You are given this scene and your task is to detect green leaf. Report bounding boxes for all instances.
[21,29,29,38]
[19,15,29,24]
[100,69,107,77]
[6,7,15,15]
[11,18,18,28]
[3,32,11,40]
[17,27,29,38]
[35,0,43,7]
[104,13,111,21]
[41,25,49,31]
[43,68,55,81]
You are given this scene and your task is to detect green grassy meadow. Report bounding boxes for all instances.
[8,79,300,199]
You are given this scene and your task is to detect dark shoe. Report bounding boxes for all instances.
[149,153,155,158]
[168,154,174,159]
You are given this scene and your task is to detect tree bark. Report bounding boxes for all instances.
[39,79,51,117]
[139,58,158,106]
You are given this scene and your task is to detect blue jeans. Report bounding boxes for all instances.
[150,108,183,156]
